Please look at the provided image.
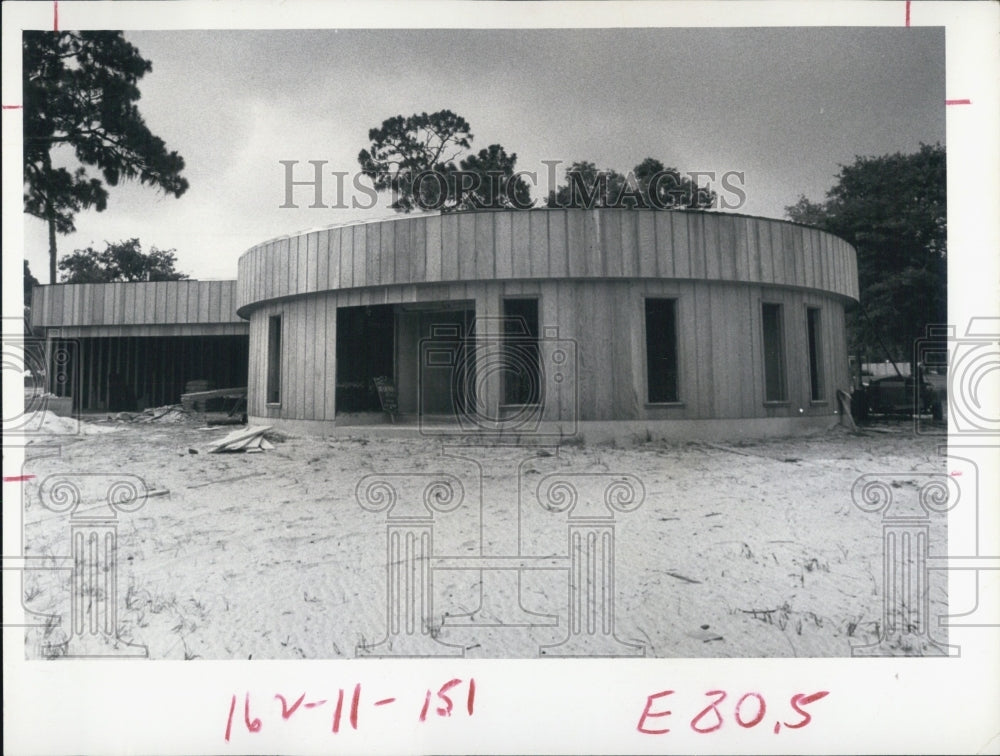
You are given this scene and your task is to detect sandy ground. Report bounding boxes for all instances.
[18,412,949,659]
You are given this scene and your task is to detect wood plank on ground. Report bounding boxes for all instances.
[207,425,272,453]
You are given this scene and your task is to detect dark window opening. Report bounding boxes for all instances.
[266,315,282,404]
[762,303,787,402]
[645,298,679,403]
[336,305,395,412]
[502,298,541,405]
[807,307,824,401]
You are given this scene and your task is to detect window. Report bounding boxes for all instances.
[761,303,787,402]
[335,304,396,412]
[807,307,824,401]
[266,315,281,404]
[502,298,540,405]
[645,298,679,403]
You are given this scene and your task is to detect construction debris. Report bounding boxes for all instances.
[663,570,702,584]
[207,425,273,453]
[685,624,724,642]
[186,472,267,489]
[837,388,859,432]
[109,405,188,424]
[205,411,246,426]
[699,441,775,460]
[180,387,247,413]
[184,379,214,394]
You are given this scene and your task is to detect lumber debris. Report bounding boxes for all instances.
[663,570,702,584]
[109,404,188,424]
[186,472,266,489]
[837,388,859,432]
[699,441,775,460]
[180,386,247,413]
[207,425,273,454]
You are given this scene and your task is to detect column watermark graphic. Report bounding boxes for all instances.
[355,459,646,658]
[535,473,645,657]
[31,473,149,658]
[850,472,955,656]
[354,472,468,657]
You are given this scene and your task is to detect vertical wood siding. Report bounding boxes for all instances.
[235,209,859,315]
[246,280,851,424]
[32,280,244,328]
[32,210,857,429]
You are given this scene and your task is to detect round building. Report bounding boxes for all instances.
[236,208,858,440]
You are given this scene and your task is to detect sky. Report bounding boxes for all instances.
[23,26,945,282]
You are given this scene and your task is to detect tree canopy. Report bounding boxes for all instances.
[786,143,946,367]
[358,110,530,212]
[454,144,532,211]
[23,31,189,283]
[547,158,717,210]
[58,238,188,283]
[24,260,40,306]
[23,260,41,328]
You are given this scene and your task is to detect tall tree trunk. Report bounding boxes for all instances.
[48,216,57,284]
[42,150,58,284]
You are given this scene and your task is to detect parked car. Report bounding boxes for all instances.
[865,374,942,419]
[922,369,948,404]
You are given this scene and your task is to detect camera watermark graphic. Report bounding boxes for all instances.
[914,318,1000,436]
[418,317,578,440]
[355,449,645,658]
[2,326,80,436]
[23,473,150,658]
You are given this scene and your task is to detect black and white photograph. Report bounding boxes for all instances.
[3,1,998,754]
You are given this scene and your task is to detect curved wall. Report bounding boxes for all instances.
[237,209,858,314]
[236,209,858,434]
